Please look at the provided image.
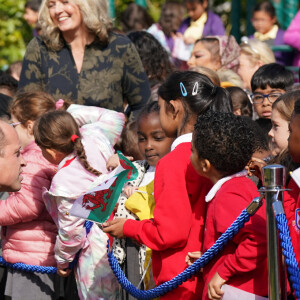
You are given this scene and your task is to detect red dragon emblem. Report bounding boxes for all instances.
[82,180,116,211]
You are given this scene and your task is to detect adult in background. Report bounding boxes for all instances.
[18,0,151,118]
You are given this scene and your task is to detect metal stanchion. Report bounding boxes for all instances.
[261,164,287,300]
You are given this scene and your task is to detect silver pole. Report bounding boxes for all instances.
[261,164,287,300]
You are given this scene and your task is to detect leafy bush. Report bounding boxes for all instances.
[0,0,32,70]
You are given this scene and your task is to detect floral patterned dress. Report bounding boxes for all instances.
[18,33,151,117]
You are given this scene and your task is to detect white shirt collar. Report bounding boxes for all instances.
[171,133,193,151]
[205,170,248,202]
[291,167,300,188]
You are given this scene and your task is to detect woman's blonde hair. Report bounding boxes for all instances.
[39,0,113,51]
[240,39,275,67]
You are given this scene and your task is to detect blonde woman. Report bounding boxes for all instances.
[238,38,275,91]
[18,0,151,118]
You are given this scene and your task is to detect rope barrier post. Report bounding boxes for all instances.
[261,164,287,300]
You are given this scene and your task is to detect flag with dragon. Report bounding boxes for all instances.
[69,151,138,223]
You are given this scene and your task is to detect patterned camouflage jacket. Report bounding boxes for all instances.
[18,33,151,116]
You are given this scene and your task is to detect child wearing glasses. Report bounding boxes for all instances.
[250,63,294,139]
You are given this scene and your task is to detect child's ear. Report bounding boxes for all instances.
[199,159,211,173]
[202,0,208,10]
[26,120,34,135]
[169,99,183,120]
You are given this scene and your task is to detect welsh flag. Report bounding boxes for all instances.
[69,152,138,223]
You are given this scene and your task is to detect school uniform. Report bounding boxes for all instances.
[284,167,300,264]
[202,174,268,299]
[123,134,212,299]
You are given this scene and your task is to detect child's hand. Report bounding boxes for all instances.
[102,218,127,238]
[124,185,138,197]
[246,156,267,179]
[207,272,226,300]
[185,251,202,266]
[57,265,72,277]
[106,154,134,171]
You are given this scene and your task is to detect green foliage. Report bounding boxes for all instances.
[0,0,32,70]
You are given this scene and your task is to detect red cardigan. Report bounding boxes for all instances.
[284,177,300,264]
[123,142,212,299]
[202,176,268,299]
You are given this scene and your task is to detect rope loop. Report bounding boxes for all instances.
[107,209,251,300]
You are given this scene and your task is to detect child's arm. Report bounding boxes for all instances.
[283,11,300,51]
[53,195,87,268]
[213,188,267,280]
[105,155,211,251]
[67,104,125,146]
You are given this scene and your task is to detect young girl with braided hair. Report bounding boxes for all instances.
[33,104,125,300]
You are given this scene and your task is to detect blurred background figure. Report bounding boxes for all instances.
[238,38,275,92]
[120,3,154,33]
[188,35,243,88]
[147,1,186,69]
[249,1,293,66]
[127,31,175,102]
[24,0,42,37]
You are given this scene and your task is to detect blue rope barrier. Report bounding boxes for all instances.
[107,208,252,300]
[0,220,94,274]
[276,213,300,298]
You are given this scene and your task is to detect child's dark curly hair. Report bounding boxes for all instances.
[193,111,255,177]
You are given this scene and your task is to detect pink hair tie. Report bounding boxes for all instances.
[71,134,79,142]
[56,99,64,110]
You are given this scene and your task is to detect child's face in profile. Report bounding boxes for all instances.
[137,113,174,167]
[268,107,289,155]
[252,85,284,119]
[288,113,300,163]
[252,11,276,34]
[185,1,207,21]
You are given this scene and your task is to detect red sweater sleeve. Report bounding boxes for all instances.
[123,144,210,251]
[213,180,267,281]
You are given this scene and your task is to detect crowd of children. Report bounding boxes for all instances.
[1,0,300,299]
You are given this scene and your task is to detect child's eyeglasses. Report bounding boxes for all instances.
[250,93,283,104]
[10,122,22,128]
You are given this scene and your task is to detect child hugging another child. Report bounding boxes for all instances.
[112,101,174,298]
[188,111,268,299]
[103,70,232,299]
[33,103,125,299]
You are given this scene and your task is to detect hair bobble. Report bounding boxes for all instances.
[56,99,64,110]
[71,134,79,142]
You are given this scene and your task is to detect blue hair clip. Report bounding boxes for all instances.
[180,82,187,97]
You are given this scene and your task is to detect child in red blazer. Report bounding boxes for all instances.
[284,98,300,265]
[188,111,268,299]
[103,71,232,299]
